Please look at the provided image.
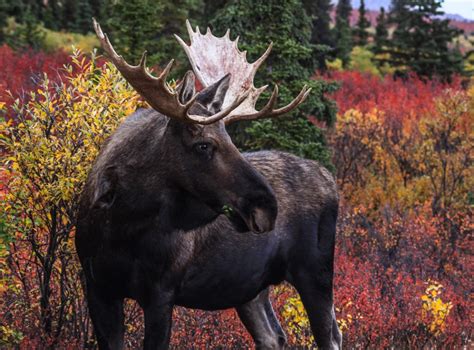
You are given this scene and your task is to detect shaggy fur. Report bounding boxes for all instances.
[76,76,341,350]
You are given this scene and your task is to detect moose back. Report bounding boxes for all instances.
[75,20,342,349]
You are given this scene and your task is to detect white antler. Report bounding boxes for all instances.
[175,20,311,125]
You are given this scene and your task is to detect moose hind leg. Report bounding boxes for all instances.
[289,210,342,349]
[86,285,125,350]
[236,288,287,349]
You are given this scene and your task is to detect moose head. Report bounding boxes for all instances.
[92,20,311,234]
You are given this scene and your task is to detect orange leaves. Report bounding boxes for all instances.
[329,74,472,216]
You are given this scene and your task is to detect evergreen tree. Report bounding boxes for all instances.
[333,0,353,66]
[373,7,388,54]
[202,0,228,24]
[106,0,165,65]
[354,0,370,46]
[302,0,334,70]
[336,0,352,20]
[380,0,463,81]
[62,0,78,31]
[0,0,8,43]
[75,0,94,34]
[106,0,202,67]
[212,0,338,168]
[5,5,45,50]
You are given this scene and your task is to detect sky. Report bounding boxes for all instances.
[442,0,473,20]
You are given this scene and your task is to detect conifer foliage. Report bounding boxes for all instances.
[212,0,337,167]
[373,7,389,56]
[354,0,370,46]
[379,0,464,81]
[333,0,353,66]
[302,0,334,70]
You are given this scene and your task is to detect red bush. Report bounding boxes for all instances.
[334,203,472,347]
[0,45,71,110]
[323,70,463,121]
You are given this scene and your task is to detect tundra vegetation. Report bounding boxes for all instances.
[0,0,473,348]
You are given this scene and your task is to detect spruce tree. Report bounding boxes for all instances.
[202,0,228,23]
[302,0,334,70]
[62,0,78,31]
[75,0,94,34]
[373,7,388,54]
[211,0,337,168]
[6,5,45,50]
[106,0,164,64]
[354,0,370,46]
[382,0,463,81]
[0,0,8,43]
[336,0,352,20]
[106,0,202,66]
[333,0,353,66]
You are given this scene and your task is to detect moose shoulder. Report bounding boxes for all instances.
[75,20,342,349]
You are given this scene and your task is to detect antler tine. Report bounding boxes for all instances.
[224,85,312,125]
[252,42,273,71]
[178,20,312,124]
[94,18,131,71]
[94,19,247,125]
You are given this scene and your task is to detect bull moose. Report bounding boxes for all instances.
[75,19,342,349]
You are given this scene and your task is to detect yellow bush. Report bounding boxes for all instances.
[332,87,473,215]
[421,282,452,336]
[349,46,381,76]
[282,294,314,347]
[42,28,99,53]
[326,58,343,71]
[0,50,142,341]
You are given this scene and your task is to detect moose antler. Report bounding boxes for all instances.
[175,20,312,125]
[93,19,250,125]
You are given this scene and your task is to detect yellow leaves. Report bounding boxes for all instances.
[1,49,140,238]
[333,88,473,216]
[282,294,314,346]
[420,281,453,336]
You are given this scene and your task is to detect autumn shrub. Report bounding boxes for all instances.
[0,45,71,113]
[329,85,472,214]
[282,204,472,348]
[298,72,473,348]
[323,70,463,120]
[0,50,141,347]
[41,28,99,54]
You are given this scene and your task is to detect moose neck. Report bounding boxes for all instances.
[156,187,220,233]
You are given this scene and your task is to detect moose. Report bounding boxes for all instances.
[75,19,342,349]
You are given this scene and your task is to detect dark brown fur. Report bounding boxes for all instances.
[76,76,341,349]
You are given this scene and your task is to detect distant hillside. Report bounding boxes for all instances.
[343,8,474,34]
[346,0,474,29]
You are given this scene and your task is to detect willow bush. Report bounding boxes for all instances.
[0,50,141,346]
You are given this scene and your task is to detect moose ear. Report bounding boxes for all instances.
[177,71,196,104]
[91,167,117,210]
[196,74,230,114]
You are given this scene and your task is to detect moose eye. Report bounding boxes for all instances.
[193,142,214,158]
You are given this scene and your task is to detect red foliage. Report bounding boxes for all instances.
[334,203,472,347]
[0,45,71,109]
[324,70,463,121]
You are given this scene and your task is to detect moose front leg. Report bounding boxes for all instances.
[86,285,125,350]
[142,292,174,350]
